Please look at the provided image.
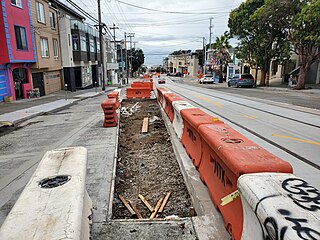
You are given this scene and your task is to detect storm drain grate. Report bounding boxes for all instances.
[39,175,71,189]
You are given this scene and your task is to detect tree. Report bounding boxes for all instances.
[211,34,232,82]
[228,0,290,85]
[257,0,320,89]
[129,48,145,74]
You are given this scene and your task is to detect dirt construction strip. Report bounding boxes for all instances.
[112,99,193,219]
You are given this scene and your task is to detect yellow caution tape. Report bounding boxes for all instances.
[0,121,14,127]
[221,190,240,206]
[211,117,220,122]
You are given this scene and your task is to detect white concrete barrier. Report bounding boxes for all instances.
[161,91,171,109]
[172,101,196,139]
[0,147,92,240]
[238,173,320,240]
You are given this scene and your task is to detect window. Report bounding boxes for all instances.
[72,35,79,50]
[36,2,45,23]
[40,38,49,57]
[11,0,22,7]
[14,26,28,50]
[96,41,100,53]
[90,38,95,53]
[53,39,58,59]
[49,12,55,29]
[80,35,87,51]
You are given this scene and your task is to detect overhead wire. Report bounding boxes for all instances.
[115,0,230,15]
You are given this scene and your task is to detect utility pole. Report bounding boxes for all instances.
[120,40,124,85]
[203,37,206,74]
[97,0,105,90]
[124,32,128,83]
[209,17,213,50]
[126,33,135,77]
[133,41,138,49]
[208,17,213,75]
[110,23,119,84]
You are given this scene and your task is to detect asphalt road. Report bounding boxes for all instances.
[0,94,116,231]
[159,77,320,189]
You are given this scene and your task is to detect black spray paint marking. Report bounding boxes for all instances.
[282,178,320,212]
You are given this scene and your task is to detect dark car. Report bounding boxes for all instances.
[227,74,255,87]
[158,78,166,84]
[174,72,182,77]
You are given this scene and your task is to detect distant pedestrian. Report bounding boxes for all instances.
[288,75,293,88]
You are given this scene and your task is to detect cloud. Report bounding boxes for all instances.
[71,0,244,66]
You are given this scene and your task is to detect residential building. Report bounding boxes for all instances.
[104,37,118,85]
[0,0,36,101]
[116,41,126,82]
[30,0,62,96]
[168,50,200,77]
[52,0,100,92]
[269,53,320,85]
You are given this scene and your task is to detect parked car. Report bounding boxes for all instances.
[227,74,256,87]
[199,74,215,84]
[174,72,182,77]
[158,78,166,84]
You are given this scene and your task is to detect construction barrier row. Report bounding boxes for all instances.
[126,79,153,99]
[156,87,296,240]
[126,88,151,99]
[101,90,120,127]
[0,147,92,240]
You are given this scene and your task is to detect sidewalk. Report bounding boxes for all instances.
[176,76,320,94]
[0,86,117,125]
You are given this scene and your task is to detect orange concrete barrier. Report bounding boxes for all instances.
[197,123,293,240]
[180,108,223,168]
[126,88,151,99]
[101,98,118,127]
[163,94,184,122]
[107,92,120,109]
[131,81,153,90]
[156,88,171,107]
[156,87,167,103]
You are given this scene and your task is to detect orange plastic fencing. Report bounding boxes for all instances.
[126,88,151,99]
[180,108,223,168]
[101,98,118,127]
[197,123,293,240]
[163,94,184,122]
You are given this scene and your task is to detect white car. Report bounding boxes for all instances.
[199,75,215,84]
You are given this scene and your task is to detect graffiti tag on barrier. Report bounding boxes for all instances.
[254,178,320,240]
[259,208,320,240]
[282,178,320,212]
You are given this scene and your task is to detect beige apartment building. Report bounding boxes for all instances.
[168,52,200,77]
[30,0,62,96]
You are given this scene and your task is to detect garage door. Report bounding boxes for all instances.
[0,70,9,102]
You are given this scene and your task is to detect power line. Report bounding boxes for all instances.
[115,0,230,15]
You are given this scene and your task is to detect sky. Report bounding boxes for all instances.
[71,0,244,67]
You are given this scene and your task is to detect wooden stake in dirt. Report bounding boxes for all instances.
[141,117,149,133]
[159,191,171,213]
[119,195,136,216]
[138,194,154,212]
[128,200,143,219]
[150,197,163,219]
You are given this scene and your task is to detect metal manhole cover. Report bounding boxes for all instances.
[39,175,71,189]
[222,138,244,144]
